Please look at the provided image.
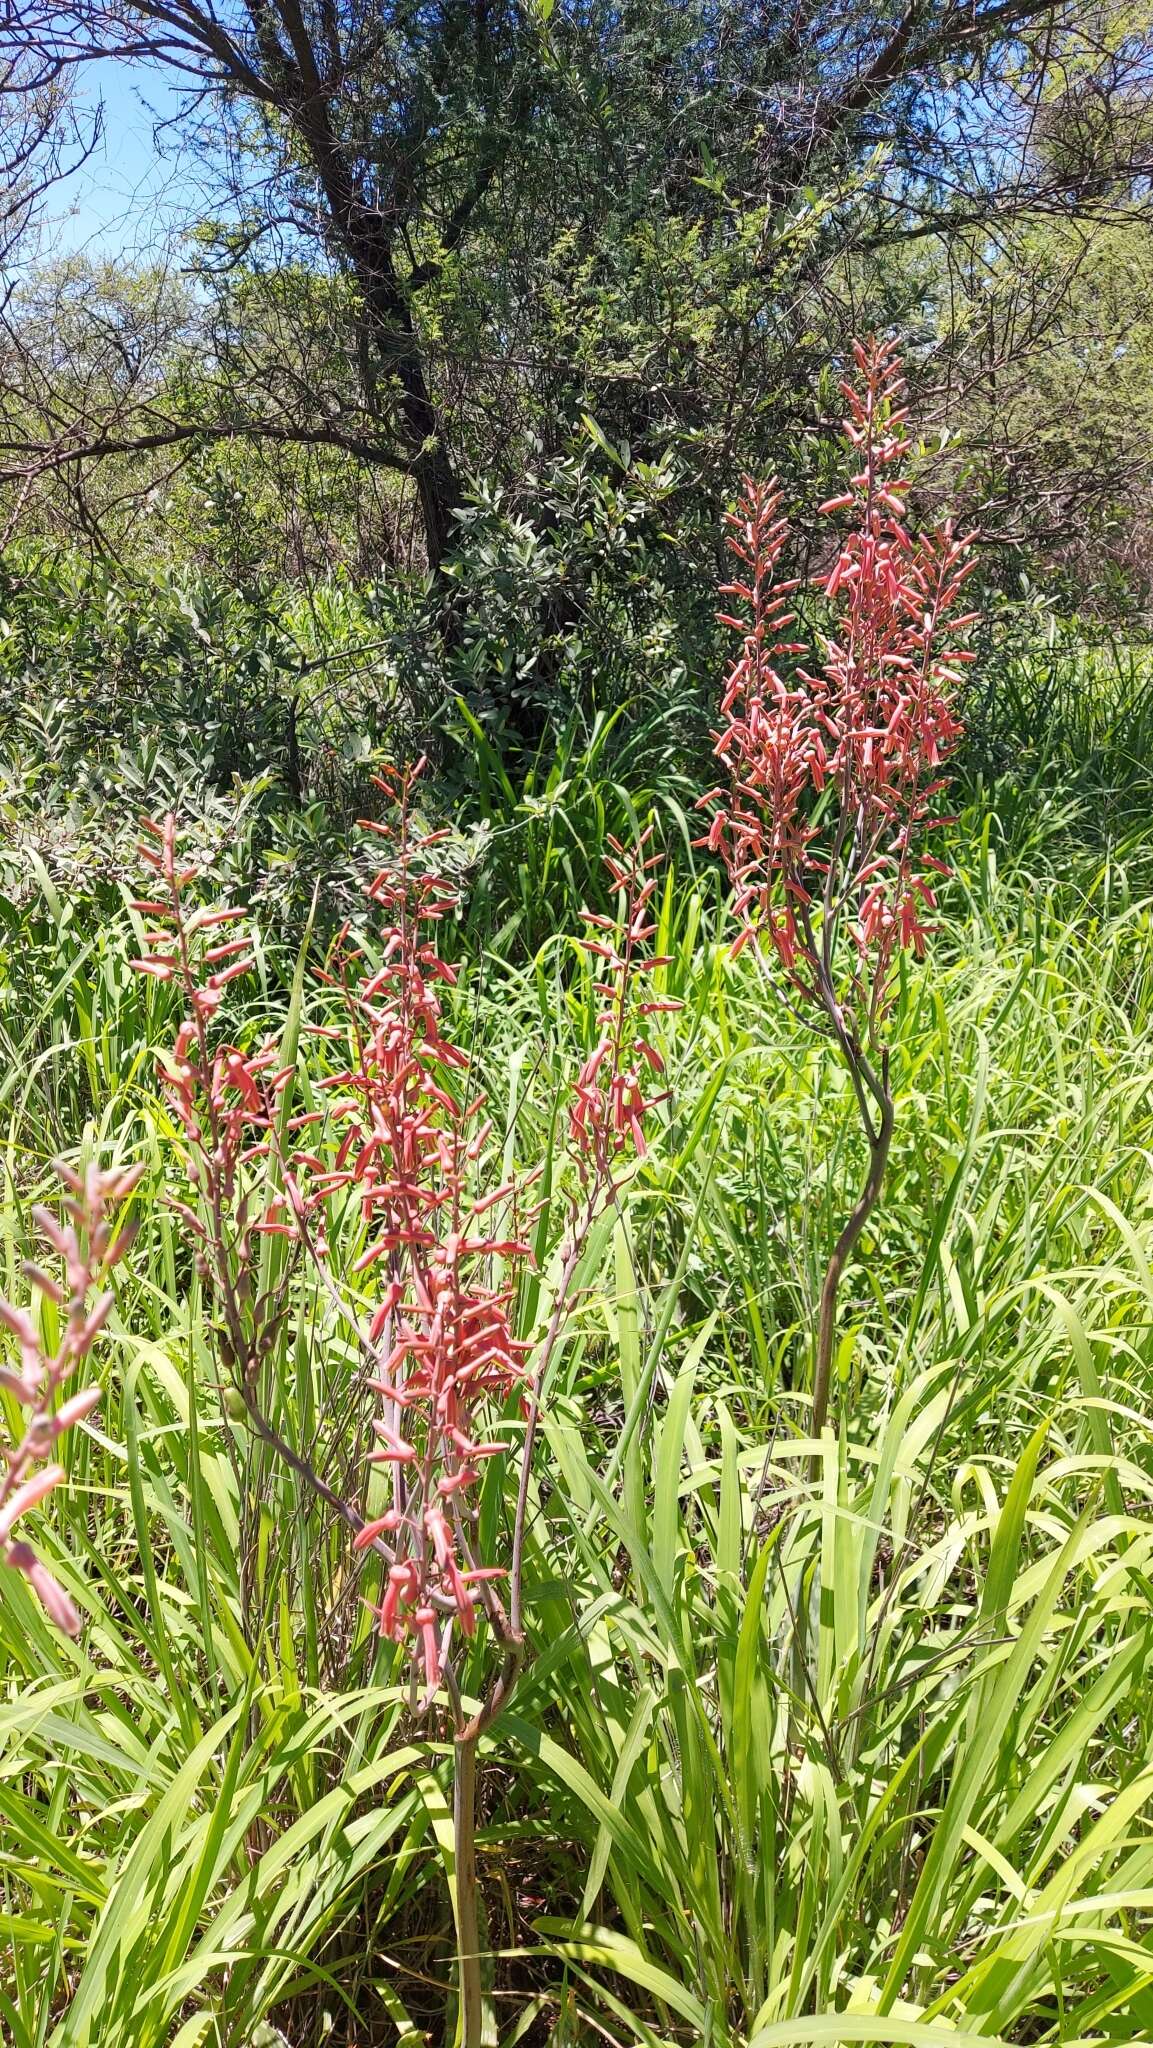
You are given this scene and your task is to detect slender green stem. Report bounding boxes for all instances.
[810,1070,894,1458]
[454,1727,483,2048]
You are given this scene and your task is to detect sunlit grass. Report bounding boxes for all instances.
[3,681,1153,2043]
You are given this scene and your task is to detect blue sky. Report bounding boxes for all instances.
[45,59,202,262]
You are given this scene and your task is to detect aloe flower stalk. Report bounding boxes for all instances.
[702,338,978,1448]
[0,1159,142,1633]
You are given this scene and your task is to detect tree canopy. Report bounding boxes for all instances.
[2,0,1150,590]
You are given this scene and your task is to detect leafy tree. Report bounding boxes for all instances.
[4,0,1147,583]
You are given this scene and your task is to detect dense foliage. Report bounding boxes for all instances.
[3,382,1153,2042]
[3,8,1153,2043]
[4,618,1153,2043]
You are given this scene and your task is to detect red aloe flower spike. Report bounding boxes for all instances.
[570,826,680,1186]
[259,763,536,1680]
[700,338,978,1454]
[0,1158,142,1633]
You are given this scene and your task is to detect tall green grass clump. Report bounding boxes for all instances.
[4,350,1153,2048]
[5,817,1153,2044]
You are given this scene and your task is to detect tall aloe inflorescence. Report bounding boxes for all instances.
[0,1159,142,1633]
[128,765,670,2046]
[702,337,978,1447]
[571,825,676,1179]
[305,767,536,1692]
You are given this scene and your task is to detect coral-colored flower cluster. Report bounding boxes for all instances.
[128,773,675,1701]
[130,773,536,1688]
[571,828,679,1182]
[0,1159,142,1633]
[308,765,534,1685]
[130,817,293,1372]
[702,337,977,1024]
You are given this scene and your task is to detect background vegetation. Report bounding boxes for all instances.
[3,2,1153,2043]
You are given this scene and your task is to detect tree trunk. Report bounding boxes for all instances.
[360,259,461,576]
[411,429,460,576]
